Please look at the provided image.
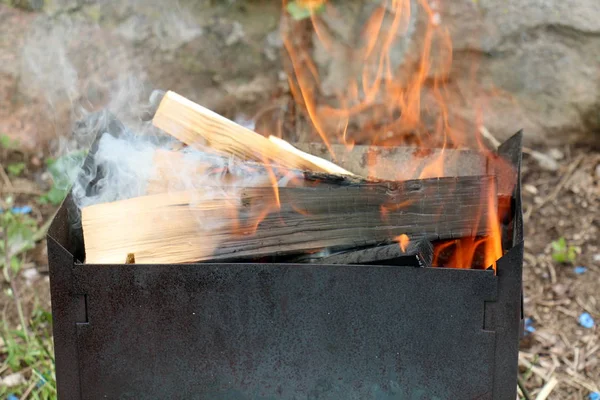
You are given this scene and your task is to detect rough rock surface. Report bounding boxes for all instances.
[457,0,600,145]
[0,1,285,150]
[0,0,598,150]
[298,0,600,145]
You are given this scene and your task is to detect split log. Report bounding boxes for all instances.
[147,149,243,194]
[82,175,496,264]
[295,143,517,198]
[146,150,363,195]
[152,91,353,175]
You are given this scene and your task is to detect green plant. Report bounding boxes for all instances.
[1,308,57,400]
[7,162,26,177]
[286,1,326,20]
[1,197,37,335]
[551,237,577,264]
[0,199,56,399]
[0,134,19,149]
[39,150,87,206]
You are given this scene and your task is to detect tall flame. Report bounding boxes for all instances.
[283,0,457,152]
[281,0,512,271]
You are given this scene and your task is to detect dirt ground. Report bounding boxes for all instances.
[519,149,599,399]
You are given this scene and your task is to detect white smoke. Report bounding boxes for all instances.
[15,2,210,212]
[71,133,156,208]
[15,1,289,250]
[20,19,79,111]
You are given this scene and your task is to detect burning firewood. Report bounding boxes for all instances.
[146,150,347,194]
[146,149,238,194]
[81,175,495,264]
[79,94,506,267]
[295,143,488,180]
[146,149,299,195]
[152,91,354,176]
[310,238,434,267]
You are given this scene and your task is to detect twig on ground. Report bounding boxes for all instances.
[478,126,501,149]
[0,162,14,192]
[32,210,57,243]
[478,125,561,171]
[478,125,540,155]
[556,306,579,318]
[563,373,600,393]
[3,226,30,340]
[32,368,56,394]
[558,332,572,349]
[536,155,584,209]
[519,358,549,381]
[0,188,43,196]
[523,205,533,223]
[20,380,37,400]
[546,261,557,284]
[536,299,570,307]
[585,344,599,359]
[575,296,599,317]
[518,376,533,400]
[534,376,558,400]
[573,347,581,373]
[561,355,575,371]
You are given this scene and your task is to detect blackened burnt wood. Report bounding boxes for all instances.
[209,175,495,262]
[297,143,517,198]
[314,239,434,267]
[83,175,495,264]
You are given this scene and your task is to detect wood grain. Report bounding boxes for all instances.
[152,91,353,175]
[82,175,496,264]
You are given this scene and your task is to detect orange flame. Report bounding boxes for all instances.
[297,0,326,9]
[395,234,410,252]
[484,184,503,271]
[282,0,457,149]
[281,0,512,271]
[263,158,281,209]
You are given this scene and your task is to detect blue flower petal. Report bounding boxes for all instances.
[11,205,33,214]
[589,392,599,400]
[524,317,536,334]
[574,266,587,275]
[8,394,19,400]
[579,312,595,329]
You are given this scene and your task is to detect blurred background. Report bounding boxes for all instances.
[0,1,598,399]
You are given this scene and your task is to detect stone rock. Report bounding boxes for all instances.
[299,0,600,146]
[468,0,599,144]
[440,0,600,145]
[0,1,284,150]
[0,0,598,151]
